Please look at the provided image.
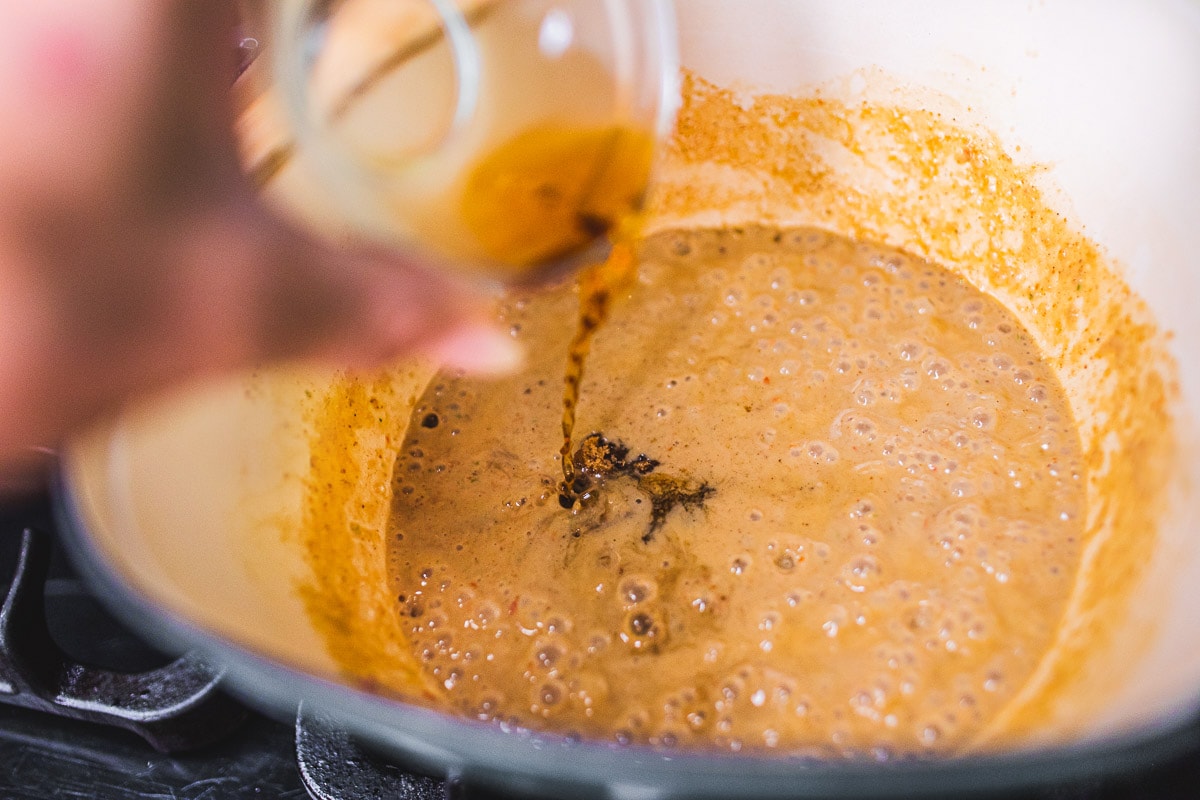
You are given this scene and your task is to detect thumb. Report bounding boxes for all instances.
[175,199,524,378]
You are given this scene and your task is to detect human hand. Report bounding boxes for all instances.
[0,1,518,476]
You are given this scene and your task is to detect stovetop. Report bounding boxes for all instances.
[3,489,1200,800]
[0,705,304,799]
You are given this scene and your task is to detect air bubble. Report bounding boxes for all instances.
[620,612,663,649]
[852,419,877,438]
[476,695,502,719]
[404,597,426,619]
[970,409,994,430]
[843,555,881,592]
[619,576,658,607]
[807,441,839,463]
[850,500,874,518]
[534,641,564,669]
[926,360,949,379]
[536,682,564,708]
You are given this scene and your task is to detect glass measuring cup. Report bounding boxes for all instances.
[269,0,679,287]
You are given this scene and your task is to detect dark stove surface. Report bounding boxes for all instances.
[3,488,1200,800]
[0,704,304,799]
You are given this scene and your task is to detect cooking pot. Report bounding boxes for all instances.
[56,1,1200,797]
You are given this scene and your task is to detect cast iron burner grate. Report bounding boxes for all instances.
[296,708,520,800]
[0,523,248,752]
[297,708,446,800]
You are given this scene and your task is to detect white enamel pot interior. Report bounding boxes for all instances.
[58,2,1200,798]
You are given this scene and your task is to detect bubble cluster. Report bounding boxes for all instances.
[385,226,1086,758]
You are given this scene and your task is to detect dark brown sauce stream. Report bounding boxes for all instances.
[557,244,632,508]
[556,243,716,534]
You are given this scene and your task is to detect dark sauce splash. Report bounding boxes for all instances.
[558,283,613,507]
[557,240,642,506]
[555,241,714,540]
[563,432,715,542]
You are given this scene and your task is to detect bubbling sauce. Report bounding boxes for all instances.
[387,226,1086,756]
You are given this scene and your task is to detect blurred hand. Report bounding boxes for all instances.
[0,1,517,475]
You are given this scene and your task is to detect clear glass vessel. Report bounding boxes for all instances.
[270,0,679,286]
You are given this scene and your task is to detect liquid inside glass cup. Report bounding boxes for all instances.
[270,0,679,286]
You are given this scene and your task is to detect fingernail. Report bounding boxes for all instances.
[430,323,524,376]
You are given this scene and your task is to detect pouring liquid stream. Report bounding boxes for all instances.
[456,121,656,509]
[557,241,637,508]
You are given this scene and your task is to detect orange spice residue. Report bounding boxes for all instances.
[646,72,1180,745]
[295,70,1181,750]
[297,372,440,701]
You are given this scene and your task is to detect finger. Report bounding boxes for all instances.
[171,198,524,378]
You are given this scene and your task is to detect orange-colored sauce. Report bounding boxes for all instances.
[296,71,1178,758]
[385,226,1086,755]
